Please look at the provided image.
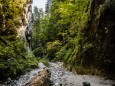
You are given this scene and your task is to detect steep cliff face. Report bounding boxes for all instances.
[0,0,33,42]
[82,0,115,74]
[17,0,33,49]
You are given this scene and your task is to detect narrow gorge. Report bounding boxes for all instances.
[0,0,115,86]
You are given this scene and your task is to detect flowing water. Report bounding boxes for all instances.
[0,68,42,86]
[0,62,115,86]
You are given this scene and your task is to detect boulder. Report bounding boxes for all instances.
[82,81,91,86]
[25,69,51,86]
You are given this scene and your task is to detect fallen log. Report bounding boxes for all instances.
[25,69,51,86]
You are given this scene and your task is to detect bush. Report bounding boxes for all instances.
[0,40,38,81]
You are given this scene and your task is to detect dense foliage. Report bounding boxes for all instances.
[0,0,38,81]
[32,0,115,76]
[32,0,91,68]
[1,0,113,81]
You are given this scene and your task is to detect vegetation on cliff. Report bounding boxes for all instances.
[32,0,115,77]
[0,0,115,81]
[0,0,38,81]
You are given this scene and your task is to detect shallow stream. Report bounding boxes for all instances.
[0,62,115,86]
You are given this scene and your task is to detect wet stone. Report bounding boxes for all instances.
[82,81,91,86]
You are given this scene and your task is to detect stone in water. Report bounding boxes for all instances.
[82,81,91,86]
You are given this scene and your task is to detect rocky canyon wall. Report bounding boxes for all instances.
[17,0,33,49]
[81,0,115,74]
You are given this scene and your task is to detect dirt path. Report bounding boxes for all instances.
[49,62,115,86]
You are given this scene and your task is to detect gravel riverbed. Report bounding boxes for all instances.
[50,62,115,86]
[0,62,115,86]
